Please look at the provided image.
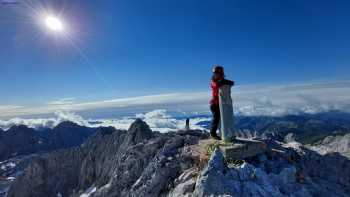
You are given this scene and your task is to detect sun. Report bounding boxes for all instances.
[45,15,64,32]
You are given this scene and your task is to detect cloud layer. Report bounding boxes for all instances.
[0,110,210,132]
[1,81,350,119]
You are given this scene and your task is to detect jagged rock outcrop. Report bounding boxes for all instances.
[7,119,208,197]
[0,121,96,161]
[171,141,350,197]
[308,133,350,158]
[0,154,38,197]
[283,132,296,143]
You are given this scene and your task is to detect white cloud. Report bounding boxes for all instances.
[0,105,23,111]
[89,109,209,132]
[0,110,210,132]
[0,111,90,131]
[0,81,350,118]
[231,81,350,116]
[0,117,58,131]
[136,109,171,119]
[0,93,209,118]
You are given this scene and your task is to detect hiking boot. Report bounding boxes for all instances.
[210,134,222,141]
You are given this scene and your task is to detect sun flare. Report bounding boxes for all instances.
[45,15,64,32]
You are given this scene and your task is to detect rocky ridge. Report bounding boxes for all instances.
[7,119,208,197]
[181,141,350,196]
[7,119,350,197]
[308,133,350,159]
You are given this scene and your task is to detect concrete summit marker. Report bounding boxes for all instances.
[219,85,235,143]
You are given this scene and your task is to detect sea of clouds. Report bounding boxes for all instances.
[0,110,210,132]
[1,81,350,131]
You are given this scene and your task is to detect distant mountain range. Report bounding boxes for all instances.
[307,133,350,158]
[0,121,96,161]
[196,111,350,144]
[1,111,350,162]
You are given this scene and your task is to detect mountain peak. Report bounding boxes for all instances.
[125,118,153,145]
[6,125,36,134]
[54,121,80,129]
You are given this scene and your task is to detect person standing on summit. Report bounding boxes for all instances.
[210,65,234,140]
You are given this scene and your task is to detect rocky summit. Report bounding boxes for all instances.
[188,142,350,197]
[6,119,350,197]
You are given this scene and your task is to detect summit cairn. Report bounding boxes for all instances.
[218,84,267,159]
[218,85,235,143]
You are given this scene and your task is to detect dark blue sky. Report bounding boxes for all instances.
[1,0,349,106]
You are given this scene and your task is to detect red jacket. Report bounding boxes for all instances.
[210,79,234,105]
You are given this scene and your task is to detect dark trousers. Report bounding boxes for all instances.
[210,104,220,136]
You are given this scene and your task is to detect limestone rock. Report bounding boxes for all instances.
[190,140,350,197]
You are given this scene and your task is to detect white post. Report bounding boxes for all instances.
[219,85,235,143]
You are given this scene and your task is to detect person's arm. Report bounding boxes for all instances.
[217,79,234,87]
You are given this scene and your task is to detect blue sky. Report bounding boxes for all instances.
[0,0,350,118]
